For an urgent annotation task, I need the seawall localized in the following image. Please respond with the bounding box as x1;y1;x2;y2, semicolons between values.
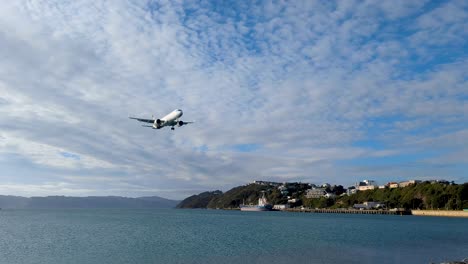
284;208;410;215
411;210;468;218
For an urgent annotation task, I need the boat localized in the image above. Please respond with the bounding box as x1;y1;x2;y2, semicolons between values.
240;192;273;211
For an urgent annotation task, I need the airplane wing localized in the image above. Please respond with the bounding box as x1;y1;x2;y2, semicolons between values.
129;117;155;123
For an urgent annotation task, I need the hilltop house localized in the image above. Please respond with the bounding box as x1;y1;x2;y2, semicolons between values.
399;180;421;187
355;180;377;191
347;186;357;195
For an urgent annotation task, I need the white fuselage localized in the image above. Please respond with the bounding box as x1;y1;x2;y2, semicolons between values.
155;109;183;128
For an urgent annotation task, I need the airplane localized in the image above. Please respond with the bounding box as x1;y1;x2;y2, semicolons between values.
129;109;193;130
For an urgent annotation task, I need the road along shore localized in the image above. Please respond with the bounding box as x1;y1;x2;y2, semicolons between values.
411;210;468;218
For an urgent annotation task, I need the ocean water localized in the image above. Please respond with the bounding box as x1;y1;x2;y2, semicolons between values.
0;209;466;264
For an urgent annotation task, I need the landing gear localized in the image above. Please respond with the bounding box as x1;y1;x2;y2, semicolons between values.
171;127;175;130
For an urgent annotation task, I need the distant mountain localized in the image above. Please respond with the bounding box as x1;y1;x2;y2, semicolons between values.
137;196;181;208
0;195;180;209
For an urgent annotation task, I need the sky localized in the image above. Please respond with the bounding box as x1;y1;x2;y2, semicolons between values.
0;0;467;199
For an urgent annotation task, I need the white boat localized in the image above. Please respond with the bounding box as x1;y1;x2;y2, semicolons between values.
240;193;273;211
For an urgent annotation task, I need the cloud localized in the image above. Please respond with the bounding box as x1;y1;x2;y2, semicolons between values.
0;0;466;198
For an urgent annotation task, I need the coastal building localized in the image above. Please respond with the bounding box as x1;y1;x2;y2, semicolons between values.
358;185;376;191
306;188;326;199
388;182;399;188
353;201;386;210
378;185;386;189
305;188;337;199
399;180;421;187
288;198;300;204
347;186;357;195
363;180;376;186
273;204;289;210
353;180;378;191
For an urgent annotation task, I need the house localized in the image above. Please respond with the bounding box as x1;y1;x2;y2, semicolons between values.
288;198;300;203
388;182;399;188
353;201;386;210
273;204;289;210
358;185;376;191
305;188;337;199
363;180;376;186
305;188;326;199
399;180;421;187
347;186;357;195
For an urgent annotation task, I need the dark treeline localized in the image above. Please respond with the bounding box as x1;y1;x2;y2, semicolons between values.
176;191;223;208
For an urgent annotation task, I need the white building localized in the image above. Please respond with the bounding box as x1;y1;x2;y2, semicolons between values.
288;198;300;203
353;201;386;210
306;188;326;199
358;185;376;191
354;179;378;191
399;180;421;187
347;186;357;195
363;180;376;186
273;204;290;210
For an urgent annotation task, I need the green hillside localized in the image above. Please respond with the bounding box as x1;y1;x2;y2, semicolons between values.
177;182;310;209
177;181;468;210
335;182;468;210
176;191;223;208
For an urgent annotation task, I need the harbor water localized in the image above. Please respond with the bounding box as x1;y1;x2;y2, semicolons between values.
0;209;466;264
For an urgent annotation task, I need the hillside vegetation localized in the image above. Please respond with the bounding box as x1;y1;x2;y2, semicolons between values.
176;191;223;208
177;182;310;209
177;182;468;210
335;182;468;210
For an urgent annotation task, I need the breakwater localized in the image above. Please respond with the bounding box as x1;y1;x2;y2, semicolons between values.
284;208;410;215
411;210;468;218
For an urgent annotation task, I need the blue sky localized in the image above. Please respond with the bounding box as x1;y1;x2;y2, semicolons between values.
0;0;466;199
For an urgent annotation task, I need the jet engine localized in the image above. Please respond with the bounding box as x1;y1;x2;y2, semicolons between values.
156;119;162;125
177;121;184;127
